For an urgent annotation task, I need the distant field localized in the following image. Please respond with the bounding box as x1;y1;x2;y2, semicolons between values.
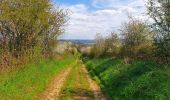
59;39;95;45
0;55;76;100
83;57;170;100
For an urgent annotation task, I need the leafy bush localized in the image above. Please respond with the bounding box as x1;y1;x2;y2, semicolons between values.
0;0;68;69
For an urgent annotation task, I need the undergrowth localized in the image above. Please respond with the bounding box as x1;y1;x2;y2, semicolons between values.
83;57;170;100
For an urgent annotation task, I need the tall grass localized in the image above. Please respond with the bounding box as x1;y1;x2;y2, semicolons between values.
0;46;44;72
83;57;170;100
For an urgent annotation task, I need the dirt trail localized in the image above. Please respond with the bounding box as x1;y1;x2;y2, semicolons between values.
39;67;72;100
39;61;105;100
82;65;106;100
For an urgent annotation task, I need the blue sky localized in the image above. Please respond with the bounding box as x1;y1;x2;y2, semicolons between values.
54;0;147;39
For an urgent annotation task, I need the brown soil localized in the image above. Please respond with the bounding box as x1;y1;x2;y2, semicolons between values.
82;65;106;100
39;67;72;100
38;61;106;100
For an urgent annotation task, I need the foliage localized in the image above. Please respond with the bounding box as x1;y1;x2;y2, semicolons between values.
90;17;155;64
104;32;122;57
90;32;122;58
0;0;68;68
120;17;154;60
91;33;106;57
147;0;170;64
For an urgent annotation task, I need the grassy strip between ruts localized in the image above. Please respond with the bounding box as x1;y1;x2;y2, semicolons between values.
0;55;76;100
59;60;94;100
83;57;170;100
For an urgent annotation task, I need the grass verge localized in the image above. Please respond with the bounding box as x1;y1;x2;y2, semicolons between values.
0;55;76;100
83;57;170;100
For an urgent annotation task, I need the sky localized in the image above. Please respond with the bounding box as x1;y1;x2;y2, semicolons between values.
54;0;148;40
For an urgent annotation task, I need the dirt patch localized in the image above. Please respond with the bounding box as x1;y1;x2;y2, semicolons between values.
39;67;72;100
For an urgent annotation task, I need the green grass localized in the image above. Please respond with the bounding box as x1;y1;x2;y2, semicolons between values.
0;55;76;100
83;57;170;100
59;61;94;100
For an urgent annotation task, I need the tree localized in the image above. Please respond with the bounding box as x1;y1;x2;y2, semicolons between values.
0;0;68;68
147;0;170;63
42;7;68;55
0;0;68;58
92;33;106;57
105;32;121;57
120;17;154;60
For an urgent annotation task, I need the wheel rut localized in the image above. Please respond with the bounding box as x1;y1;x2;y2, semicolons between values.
39;61;106;100
39;67;72;100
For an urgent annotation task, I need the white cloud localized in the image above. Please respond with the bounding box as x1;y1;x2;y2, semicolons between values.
59;0;148;39
92;0;144;8
92;0;113;8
